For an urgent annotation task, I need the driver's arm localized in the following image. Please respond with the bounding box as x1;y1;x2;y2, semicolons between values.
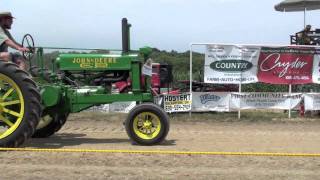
1;30;28;52
0;30;8;48
4;38;28;52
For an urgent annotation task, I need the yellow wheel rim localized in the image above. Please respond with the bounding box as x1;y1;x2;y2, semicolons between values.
0;74;25;139
133;112;161;140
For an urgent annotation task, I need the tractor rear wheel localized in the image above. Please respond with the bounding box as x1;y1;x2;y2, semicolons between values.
32;113;68;138
125;103;169;145
0;62;41;147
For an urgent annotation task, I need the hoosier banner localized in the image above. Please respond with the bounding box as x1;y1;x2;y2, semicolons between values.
163;93;192;112
204;45;259;84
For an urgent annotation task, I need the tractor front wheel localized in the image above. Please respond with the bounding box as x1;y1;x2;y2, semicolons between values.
0;62;41;147
125;103;169;145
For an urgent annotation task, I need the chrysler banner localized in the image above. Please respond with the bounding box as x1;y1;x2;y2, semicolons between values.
204;45;260;84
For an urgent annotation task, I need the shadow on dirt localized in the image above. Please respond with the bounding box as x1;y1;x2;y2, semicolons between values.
24;133;131;148
24;133;176;148
161;139;176;146
130;139;176;146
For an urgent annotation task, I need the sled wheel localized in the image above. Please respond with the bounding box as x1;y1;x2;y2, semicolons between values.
32;113;68;138
125;103;169;145
0;62;41;147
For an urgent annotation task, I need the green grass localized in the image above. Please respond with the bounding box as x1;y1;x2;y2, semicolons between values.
69;110;320;123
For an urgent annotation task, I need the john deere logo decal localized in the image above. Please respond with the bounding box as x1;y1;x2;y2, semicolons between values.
210;60;253;72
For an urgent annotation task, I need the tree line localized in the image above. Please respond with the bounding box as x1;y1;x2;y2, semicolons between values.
35;48;320;93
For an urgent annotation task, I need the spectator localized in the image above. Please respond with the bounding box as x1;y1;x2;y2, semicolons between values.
297;25;313;45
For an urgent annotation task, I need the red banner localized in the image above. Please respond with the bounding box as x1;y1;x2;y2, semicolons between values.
257;47;314;84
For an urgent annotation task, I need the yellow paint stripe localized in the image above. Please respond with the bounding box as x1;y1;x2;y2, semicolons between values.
0;148;319;157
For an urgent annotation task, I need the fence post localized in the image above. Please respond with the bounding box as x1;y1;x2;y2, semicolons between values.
189;44;193;118
289;84;292;119
238;83;241;119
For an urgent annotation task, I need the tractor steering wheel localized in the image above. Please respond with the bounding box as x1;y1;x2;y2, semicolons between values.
21;34;35;60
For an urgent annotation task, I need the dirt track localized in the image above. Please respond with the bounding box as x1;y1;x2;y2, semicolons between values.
0;113;320;179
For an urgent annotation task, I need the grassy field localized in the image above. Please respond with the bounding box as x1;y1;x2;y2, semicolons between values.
69;110;320;123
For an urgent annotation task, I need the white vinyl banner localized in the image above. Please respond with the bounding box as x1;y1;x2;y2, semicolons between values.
204;45;260;84
230;93;303;110
191;92;230;112
304;93;320;110
142;59;152;76
312;51;320;83
109;101;136;113
163;93;192;112
87;104;110;113
86;102;136;113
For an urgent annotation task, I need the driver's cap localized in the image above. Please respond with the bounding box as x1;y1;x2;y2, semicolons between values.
0;12;15;19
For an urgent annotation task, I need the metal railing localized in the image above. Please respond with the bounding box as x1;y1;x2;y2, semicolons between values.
290;30;320;45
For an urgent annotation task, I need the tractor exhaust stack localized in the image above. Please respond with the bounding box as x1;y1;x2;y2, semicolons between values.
122;18;131;53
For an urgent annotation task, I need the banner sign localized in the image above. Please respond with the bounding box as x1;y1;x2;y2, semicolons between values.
258;47;314;84
163;93;192;112
204;45;259;84
204;45;320;84
191;92;230;112
142;58;152;76
163;92;303;112
87;104;110;113
87;92;320;113
312;50;320;83
87;102;136;113
304;93;320;110
109;101;136;113
229;93;303;110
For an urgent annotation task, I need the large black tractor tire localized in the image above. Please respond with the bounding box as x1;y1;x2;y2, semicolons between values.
125;103;169;145
0;62;41;147
32;113;68;138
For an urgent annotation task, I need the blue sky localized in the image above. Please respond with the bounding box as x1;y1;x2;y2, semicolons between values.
2;0;320;51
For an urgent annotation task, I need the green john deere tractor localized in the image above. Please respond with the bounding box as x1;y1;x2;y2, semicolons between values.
0;18;169;147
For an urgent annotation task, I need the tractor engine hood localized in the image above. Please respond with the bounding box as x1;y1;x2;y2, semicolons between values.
55;54;139;71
